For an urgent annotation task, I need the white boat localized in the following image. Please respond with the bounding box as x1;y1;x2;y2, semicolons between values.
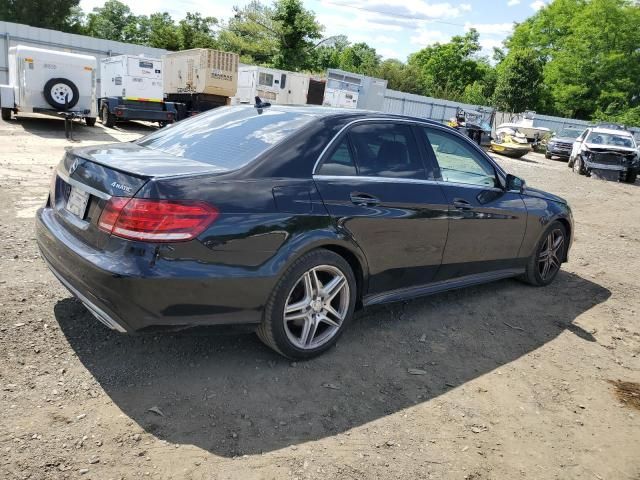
497;111;551;142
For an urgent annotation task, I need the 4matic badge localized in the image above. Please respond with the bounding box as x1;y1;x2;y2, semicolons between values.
111;182;132;193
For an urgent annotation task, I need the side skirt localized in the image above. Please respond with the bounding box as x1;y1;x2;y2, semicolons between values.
363;268;524;307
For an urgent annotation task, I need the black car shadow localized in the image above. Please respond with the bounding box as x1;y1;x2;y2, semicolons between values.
10;115;154;141
54;270;609;457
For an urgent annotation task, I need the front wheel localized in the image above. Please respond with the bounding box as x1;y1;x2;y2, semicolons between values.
573;156;585;175
1;108;11;121
545;152;552;159
257;249;357;359
101;105;116;128
85;117;96;127
521;221;568;286
623;171;637;184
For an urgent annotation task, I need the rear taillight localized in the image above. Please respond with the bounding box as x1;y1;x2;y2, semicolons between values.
98;198;218;242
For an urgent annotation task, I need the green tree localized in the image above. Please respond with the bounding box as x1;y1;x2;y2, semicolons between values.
177;12;218;50
408;29;489;100
0;0;80;31
85;0;136;42
375;59;422;94
271;0;323;70
337;42;380;75
144;13;180;50
492;48;544;112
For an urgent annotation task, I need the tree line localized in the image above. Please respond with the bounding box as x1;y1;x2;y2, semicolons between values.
1;0;639;125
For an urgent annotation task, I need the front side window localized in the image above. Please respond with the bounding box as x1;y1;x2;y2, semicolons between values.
348;123;425;179
258;72;273;87
421;128;497;187
317;138;357;176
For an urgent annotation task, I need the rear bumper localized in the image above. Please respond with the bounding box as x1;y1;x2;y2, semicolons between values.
36;207;271;333
114;107;174;122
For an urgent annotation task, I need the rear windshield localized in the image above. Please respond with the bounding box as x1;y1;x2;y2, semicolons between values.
137;107;317;169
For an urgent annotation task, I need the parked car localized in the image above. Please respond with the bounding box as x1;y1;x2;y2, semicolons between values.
568;126;639;183
36;105;573;359
545;127;585;160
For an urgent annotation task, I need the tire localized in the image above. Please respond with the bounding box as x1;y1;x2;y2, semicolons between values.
520;221;568;287
572;156;584;175
43;78;79;110
101;105;116;128
1;107;11;121
85;117;96;127
545;152;551;159
257;249;357;359
624;171;637;184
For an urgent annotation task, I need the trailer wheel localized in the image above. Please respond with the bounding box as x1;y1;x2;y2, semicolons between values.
101;105;116;128
85;117;96;127
1;108;11;121
43;78;80;110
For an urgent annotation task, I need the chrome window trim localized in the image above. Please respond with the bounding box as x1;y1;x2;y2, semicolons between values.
57;170;112;200
313;174;503;192
312;117;507;181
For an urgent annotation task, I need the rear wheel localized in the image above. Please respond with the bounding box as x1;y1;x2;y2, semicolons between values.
624;171;637;184
257;249;356;359
85;117;96;127
521;221;568;286
1;108;11;121
101;105;116;128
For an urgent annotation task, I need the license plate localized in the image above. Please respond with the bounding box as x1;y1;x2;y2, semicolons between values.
66;186;90;218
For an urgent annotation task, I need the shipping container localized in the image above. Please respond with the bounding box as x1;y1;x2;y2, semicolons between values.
0;45;97;124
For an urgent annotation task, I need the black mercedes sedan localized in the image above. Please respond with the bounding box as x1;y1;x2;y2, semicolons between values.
36;105;573;359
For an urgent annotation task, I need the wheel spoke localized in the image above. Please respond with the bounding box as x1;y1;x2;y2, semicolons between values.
302;318;318;346
541;259;551;279
324;303;343;323
322;275;346;302
318;313;340;328
310;268;323;296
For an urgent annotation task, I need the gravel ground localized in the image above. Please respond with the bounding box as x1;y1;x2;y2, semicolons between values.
1;115;639;480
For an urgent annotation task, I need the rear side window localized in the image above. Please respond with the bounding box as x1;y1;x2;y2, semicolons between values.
317;139;357;176
348;123;425;179
137;107;316;170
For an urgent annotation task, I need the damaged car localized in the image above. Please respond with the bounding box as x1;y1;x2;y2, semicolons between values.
568;127;639;183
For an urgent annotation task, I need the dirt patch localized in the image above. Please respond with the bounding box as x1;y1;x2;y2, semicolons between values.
1;116;639;479
609;380;640;411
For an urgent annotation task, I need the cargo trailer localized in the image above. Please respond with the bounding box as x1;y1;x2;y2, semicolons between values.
235;65;310;105
98;55;179;127
0;45;97;125
163;48;239;119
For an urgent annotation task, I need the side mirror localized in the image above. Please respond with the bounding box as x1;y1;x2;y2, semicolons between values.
505;173;525;193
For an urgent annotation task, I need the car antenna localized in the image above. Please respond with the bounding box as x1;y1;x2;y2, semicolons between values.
254;96;271;113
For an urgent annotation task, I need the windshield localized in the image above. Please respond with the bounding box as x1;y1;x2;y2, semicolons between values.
557;128;583;138
137;106;317;169
586;132;635;148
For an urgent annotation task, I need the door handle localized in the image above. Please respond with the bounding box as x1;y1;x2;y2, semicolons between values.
453;198;473;210
350;192;380;206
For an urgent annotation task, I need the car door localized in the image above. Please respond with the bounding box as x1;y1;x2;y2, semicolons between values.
417;126;528;280
313;120;449;296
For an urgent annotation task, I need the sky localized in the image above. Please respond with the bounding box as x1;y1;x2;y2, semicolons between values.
79;0;549;61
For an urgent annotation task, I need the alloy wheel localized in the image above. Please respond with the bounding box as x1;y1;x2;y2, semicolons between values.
283;265;349;350
537;228;564;281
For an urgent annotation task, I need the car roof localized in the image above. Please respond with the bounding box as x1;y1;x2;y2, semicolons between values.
247;104;445;126
589;127;633;136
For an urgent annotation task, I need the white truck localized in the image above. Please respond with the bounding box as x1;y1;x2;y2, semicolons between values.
235;65;310;105
163;48;239;119
322;69;387;111
98;55;178;127
0;45;97;125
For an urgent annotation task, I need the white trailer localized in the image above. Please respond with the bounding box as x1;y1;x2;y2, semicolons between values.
322;69;387;111
98;55;177;127
235;65;310;105
0;45;97;125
